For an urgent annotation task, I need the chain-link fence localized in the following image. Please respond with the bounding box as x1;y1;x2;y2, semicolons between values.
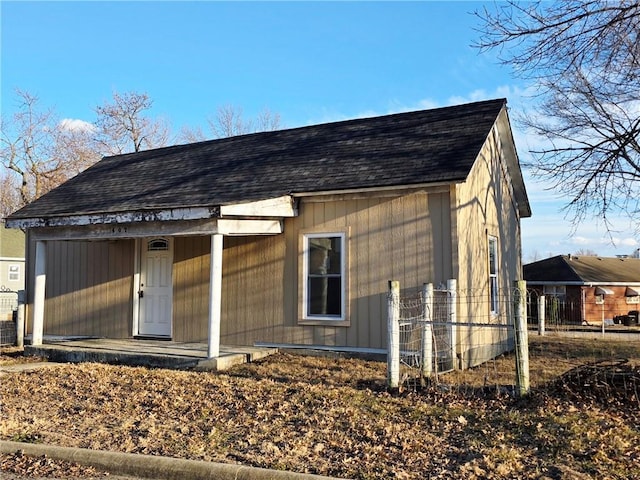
0;290;18;346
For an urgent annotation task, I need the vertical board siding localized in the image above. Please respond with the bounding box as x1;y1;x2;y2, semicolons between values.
29;239;134;338
453;123;523;367
219;235;286;346
29;189;454;351
173;236;210;342
211;191;451;350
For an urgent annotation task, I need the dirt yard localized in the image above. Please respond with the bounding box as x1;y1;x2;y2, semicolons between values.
1;336;639;479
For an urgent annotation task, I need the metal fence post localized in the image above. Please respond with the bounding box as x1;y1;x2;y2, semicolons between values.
387;280;400;390
420;283;433;380
514;280;530;396
537;294;545;336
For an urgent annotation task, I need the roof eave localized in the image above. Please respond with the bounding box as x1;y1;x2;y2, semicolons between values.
5;195;298;230
496;107;532;218
291;180;459;198
5;206;222;229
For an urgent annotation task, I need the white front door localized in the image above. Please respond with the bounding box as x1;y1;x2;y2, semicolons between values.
138;238;173;337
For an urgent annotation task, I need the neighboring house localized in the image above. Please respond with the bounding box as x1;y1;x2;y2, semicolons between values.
524;255;640;325
0;220;25;339
6;99;531;367
0;220;26;293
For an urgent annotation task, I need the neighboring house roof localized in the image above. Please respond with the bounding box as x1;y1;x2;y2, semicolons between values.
7;98;530;223
0;221;25;259
524;255;640;285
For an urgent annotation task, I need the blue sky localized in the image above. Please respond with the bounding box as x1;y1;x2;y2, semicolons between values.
1;1;638;261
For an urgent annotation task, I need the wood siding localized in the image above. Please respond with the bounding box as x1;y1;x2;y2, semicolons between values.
452;114;523;367
213;191;453;349
169;191;453;349
172;236;211;341
26;239;134;337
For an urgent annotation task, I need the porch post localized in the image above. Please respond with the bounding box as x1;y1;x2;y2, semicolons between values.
207;233;223;358
33;240;47;346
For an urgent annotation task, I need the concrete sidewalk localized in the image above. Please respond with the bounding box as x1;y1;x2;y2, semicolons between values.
0;441;346;480
0;361;64;376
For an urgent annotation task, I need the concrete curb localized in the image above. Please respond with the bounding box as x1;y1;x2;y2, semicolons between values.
0;440;346;480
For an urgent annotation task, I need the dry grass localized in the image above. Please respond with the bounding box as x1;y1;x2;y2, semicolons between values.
1;335;639;479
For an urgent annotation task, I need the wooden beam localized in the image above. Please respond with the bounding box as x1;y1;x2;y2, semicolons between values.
29;219;283;241
220;195;296;217
217;219;282;235
7;206;221;229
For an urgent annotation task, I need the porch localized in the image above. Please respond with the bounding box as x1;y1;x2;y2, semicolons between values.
23;337;278;371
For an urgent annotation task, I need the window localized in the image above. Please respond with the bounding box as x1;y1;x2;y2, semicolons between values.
302;232;347;322
595;286;612;305
543;285;566;298
8;265;20;282
147;238;169;251
488;236;498;314
626;287;640;304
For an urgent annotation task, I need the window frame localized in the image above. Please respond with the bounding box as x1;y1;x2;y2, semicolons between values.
8;264;20;282
626;295;640;305
626;287;640;304
543;285;566;298
299;230;349;326
488;235;499;315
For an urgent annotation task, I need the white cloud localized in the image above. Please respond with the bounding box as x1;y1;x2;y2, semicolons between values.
569;236;591;246
415;98;440;111
59;118;96;133
611;237;639;248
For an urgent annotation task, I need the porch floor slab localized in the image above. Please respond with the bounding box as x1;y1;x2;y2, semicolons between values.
24;338;278;371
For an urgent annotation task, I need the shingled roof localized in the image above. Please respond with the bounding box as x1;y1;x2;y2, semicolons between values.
524;255;640;284
8;98;529;221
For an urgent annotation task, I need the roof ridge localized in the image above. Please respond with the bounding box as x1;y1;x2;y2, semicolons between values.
561;254;586;280
7;98;517;222
99;98;509;161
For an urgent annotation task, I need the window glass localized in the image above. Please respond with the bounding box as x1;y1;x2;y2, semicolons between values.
8;265;20;282
148;239;169;251
305;234;344;318
543;285;566;297
488;236;498;314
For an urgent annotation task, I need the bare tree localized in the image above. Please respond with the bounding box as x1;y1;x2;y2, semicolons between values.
573;248;599;257
94;91;170;155
0;171;21;219
475;1;640;232
0;90;99;214
208;105;281;138
176;125;207;144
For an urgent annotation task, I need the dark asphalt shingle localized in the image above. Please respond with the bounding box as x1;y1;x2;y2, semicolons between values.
9;99;511;219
